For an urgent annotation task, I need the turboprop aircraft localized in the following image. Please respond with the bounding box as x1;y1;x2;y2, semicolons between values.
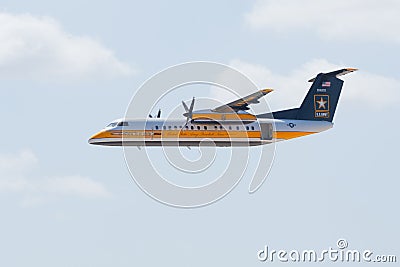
88;68;356;147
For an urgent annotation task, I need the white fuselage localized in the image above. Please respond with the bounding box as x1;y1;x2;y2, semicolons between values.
88;118;333;147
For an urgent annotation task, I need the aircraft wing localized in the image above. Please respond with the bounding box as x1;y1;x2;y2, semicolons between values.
212;89;273;113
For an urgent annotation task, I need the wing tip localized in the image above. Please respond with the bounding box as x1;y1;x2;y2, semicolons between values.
261;88;274;94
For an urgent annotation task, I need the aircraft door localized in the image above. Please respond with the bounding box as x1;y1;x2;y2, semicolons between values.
260;123;273;140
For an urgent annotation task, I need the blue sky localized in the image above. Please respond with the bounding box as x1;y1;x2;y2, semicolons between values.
0;0;399;266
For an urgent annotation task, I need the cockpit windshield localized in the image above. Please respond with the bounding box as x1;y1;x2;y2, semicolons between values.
106;121;129;128
106;122;118;128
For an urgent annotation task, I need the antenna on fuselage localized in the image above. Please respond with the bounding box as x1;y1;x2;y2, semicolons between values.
149;109;162;118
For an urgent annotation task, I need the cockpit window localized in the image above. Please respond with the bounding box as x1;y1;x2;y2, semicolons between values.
107;122;118;128
117;121;129;126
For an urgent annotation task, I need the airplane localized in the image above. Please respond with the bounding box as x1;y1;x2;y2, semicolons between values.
88;68;357;147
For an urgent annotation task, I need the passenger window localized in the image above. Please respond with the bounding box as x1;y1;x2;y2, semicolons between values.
197;126;200;130
163;126;166;130
246;126;249;130
236;126;239;130
117;121;128;126
214;125;218;130
155;125;159;130
220;125;223;130
251;126;255;130
174;126;177;129
229;126;232;130
168;126;171;129
204;126;207;130
191;126;194;130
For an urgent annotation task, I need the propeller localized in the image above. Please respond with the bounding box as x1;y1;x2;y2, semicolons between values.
182;97;195;126
149;109;162;118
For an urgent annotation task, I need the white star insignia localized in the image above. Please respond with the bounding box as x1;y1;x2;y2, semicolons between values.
316;97;327;109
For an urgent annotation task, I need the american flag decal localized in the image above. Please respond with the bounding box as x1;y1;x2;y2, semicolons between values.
322;81;331;87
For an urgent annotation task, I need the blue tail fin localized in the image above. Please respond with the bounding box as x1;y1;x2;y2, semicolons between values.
260;68;357;122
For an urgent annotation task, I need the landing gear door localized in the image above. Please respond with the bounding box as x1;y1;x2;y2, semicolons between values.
260;123;273;140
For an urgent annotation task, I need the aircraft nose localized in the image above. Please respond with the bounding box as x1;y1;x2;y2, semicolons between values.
88;130;104;145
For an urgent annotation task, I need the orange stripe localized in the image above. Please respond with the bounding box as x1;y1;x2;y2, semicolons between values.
273;131;316;139
91;130;317;140
192;113;256;120
91;130;261;139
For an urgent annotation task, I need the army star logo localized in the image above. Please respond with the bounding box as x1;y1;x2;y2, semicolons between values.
316;97;327;109
314;94;330;118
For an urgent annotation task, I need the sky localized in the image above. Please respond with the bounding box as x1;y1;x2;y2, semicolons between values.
0;0;399;266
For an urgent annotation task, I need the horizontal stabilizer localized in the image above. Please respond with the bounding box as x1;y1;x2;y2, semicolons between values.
308;68;358;82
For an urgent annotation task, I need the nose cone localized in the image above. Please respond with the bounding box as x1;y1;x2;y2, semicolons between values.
88;130;105;145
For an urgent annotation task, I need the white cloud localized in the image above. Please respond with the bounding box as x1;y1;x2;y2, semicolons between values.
0;12;135;81
229;59;400;110
0;149;38;171
0;149;38;192
0;149;111;205
245;0;400;43
45;175;111;198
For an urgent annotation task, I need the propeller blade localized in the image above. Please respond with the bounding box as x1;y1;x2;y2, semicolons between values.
183;116;190;129
182;97;195;129
182;101;189;113
157;109;161;118
189;97;195;114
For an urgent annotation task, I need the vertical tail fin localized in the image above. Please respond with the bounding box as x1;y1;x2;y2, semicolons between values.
297;68;357;122
264;68;357;122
